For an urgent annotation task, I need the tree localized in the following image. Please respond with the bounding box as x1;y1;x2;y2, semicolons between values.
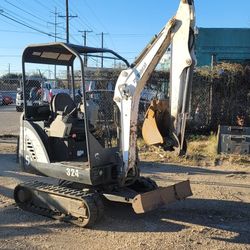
28;73;47;81
0;73;22;81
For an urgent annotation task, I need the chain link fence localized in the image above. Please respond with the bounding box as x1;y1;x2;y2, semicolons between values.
0;77;21;104
189;63;250;133
1;63;249;134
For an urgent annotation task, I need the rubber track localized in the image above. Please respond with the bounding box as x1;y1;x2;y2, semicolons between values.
14;181;99;227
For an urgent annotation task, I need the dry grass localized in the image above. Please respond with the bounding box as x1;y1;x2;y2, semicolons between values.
138;135;250;167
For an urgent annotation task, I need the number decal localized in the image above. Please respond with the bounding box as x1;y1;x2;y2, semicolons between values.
66;168;79;178
66;168;70;176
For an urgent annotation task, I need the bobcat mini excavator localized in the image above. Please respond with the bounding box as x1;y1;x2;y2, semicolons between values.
14;0;196;227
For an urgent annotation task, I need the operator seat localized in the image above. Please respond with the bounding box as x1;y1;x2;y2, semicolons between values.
50;92;77;119
47;93;87;161
47;93;80;138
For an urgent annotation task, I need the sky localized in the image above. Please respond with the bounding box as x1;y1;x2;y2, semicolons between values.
0;0;250;76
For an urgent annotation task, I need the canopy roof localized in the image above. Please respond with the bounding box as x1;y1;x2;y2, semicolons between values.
22;42;130;67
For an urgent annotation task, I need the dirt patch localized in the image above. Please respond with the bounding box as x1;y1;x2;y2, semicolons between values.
0;141;250;249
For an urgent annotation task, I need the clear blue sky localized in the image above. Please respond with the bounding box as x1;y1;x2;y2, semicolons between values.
0;0;250;75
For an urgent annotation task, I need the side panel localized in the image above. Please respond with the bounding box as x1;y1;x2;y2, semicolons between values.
19;115;114;185
19;113;25;170
19;119;50;173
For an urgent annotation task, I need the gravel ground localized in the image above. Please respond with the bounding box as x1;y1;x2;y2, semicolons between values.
0;142;250;250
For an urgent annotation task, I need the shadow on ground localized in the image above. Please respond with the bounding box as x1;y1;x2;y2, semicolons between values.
0;191;249;245
0;154;249;244
92;198;250;244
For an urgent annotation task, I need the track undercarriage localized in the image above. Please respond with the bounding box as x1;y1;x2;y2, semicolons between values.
14;177;192;227
14;181;104;227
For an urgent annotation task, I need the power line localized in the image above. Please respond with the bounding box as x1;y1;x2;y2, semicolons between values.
69;33;82;45
12;0;65;31
14;0;58;26
52;0;65;11
82;0;116;50
4;0;49;24
0;10;65;40
69;1;100;47
59;1;104;48
0;29;38;34
34;0;51;11
0;14;27;31
0;5;49;29
70;1;95;31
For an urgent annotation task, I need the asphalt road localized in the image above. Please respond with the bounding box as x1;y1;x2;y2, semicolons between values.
0;104;21;135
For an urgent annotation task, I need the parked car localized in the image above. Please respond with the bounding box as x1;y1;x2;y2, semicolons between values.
0;93;2;106
2;95;14;105
16;80;70;112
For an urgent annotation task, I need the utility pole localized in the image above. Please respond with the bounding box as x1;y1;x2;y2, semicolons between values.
54;7;57;79
58;0;77;84
66;0;69;43
50;7;59;79
53;7;58;42
8;63;10;74
78;30;93;67
58;0;77;44
97;32;108;68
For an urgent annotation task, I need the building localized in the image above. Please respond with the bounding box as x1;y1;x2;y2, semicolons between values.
195;28;250;67
159;28;250;69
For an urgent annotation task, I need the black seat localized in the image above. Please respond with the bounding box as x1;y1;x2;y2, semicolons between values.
50;93;77;119
49;93;85;137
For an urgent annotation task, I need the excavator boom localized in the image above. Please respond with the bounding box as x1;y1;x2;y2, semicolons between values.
114;0;196;181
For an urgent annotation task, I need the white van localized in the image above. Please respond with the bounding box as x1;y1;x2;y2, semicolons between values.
16;88;23;111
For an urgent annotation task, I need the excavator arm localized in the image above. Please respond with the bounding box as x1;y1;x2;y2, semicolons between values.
114;0;196;183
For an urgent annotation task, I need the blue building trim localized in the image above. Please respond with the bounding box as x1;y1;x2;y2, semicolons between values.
195;28;250;66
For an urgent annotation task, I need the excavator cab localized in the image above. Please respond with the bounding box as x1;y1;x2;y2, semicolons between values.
15;0;195;227
19;43;129;187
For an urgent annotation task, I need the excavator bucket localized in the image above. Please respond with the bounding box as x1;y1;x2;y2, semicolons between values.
142;99;170;146
142;107;164;145
132;180;192;214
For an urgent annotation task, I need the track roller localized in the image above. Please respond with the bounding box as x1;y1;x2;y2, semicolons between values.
14;182;104;228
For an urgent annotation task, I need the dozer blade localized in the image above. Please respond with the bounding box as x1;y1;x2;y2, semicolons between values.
142;107;164;145
132;180;192;214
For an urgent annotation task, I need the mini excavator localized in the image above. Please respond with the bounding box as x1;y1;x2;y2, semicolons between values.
14;0;196;227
